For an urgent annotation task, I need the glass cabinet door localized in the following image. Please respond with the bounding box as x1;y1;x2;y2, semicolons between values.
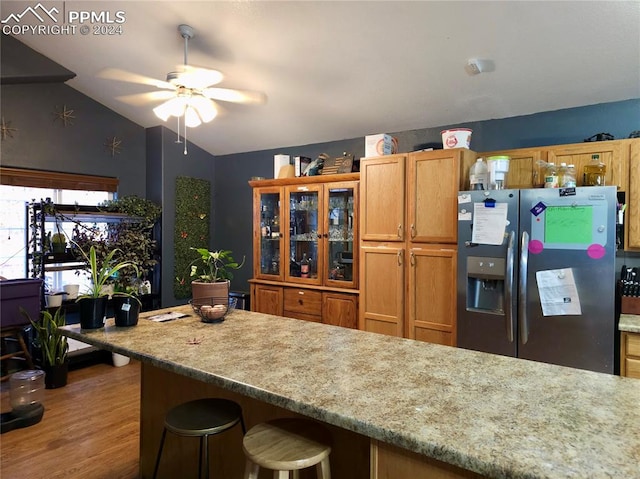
255;188;283;280
326;182;357;288
286;186;322;284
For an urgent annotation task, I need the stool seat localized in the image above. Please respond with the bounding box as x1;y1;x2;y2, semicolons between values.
153;398;245;479
164;398;243;436
243;418;332;478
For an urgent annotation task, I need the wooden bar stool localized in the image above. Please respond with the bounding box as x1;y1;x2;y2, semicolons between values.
243;418;332;479
153;398;245;479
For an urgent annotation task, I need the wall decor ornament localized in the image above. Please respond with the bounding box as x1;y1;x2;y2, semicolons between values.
174;176;211;299
104;136;122;156
53;105;75;126
1;117;17;140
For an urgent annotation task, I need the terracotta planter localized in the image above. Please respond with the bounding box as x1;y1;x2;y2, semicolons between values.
112;296;141;327
78;297;108;329
191;280;229;300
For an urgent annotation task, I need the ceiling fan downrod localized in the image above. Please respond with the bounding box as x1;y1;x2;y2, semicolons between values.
178;24;195;67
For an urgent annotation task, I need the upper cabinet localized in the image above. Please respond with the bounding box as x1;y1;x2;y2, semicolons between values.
545;141;629;192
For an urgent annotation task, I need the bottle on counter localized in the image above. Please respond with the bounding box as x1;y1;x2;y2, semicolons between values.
560;163;577;187
583;154;606;186
469;158;488;190
544;162;559;188
300;253;310;278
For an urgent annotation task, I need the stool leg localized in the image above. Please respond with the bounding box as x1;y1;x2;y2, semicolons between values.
292;470;300;479
274;471;289;479
243;459;260;479
152;428;168;479
203;434;209;479
316;457;331;479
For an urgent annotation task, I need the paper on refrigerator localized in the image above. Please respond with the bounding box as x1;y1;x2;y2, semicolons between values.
471;202;508;245
535;268;582;316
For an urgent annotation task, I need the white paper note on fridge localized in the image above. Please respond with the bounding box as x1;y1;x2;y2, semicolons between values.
471;202;508;245
536;268;582;316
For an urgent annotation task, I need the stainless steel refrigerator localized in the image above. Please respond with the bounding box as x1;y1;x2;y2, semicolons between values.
456;186;617;373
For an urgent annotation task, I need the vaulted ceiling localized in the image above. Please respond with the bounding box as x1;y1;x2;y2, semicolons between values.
2;1;639;156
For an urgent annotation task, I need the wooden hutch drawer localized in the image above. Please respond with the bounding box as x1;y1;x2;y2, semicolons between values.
284;288;322;316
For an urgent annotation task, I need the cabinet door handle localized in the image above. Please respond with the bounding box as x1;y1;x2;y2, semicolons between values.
397;224;403;238
410;251;415;266
410;224;416;238
397;250;403;266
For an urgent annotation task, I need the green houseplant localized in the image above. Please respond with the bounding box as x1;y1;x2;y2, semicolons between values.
187;248;244;299
21;307;69;389
75;245;139;329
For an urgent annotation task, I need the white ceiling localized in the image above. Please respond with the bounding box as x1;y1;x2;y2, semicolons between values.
3;1;639;156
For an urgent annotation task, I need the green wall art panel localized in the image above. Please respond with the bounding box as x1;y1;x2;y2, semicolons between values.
174;176;210;299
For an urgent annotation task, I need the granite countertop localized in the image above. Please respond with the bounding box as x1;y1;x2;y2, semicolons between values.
620;314;640;333
62;306;640;479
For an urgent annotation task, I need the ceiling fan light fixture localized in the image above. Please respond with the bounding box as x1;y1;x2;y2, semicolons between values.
168;69;223;90
153;96;187;121
184;106;202;128
189;96;217;123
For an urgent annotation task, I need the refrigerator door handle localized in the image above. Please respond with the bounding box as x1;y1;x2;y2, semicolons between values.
519;230;529;344
505;230;516;342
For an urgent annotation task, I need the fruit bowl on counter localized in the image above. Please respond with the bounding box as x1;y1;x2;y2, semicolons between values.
189;296;237;323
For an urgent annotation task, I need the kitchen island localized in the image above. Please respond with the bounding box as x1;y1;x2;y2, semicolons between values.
62;306;640;479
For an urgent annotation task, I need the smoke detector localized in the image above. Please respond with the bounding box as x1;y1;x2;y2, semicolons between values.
465;59;488;75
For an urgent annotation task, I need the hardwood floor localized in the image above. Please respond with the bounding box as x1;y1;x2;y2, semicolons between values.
1;359;140;479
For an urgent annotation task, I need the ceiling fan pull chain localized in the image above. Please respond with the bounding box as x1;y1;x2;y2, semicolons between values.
183;114;188;155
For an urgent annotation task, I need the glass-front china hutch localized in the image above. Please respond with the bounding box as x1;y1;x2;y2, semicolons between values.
250;174;359;328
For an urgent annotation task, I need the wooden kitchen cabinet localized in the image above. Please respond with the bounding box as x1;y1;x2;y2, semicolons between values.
251;283;283;316
360;154;406;242
545;140;629;191
620;331;640;379
359;244;405;337
249;174;359;327
460;147;546;189
407;245;457;346
322;292;358;329
360;149;472;344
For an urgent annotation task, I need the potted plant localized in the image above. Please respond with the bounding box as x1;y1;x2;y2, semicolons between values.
75;245;139;329
187;247;244;299
51;232;67;254
21;307;69;389
112;282;142;327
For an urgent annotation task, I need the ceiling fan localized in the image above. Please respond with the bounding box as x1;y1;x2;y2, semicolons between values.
98;24;266;151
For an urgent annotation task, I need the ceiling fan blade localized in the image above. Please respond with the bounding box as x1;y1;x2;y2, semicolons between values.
97;68;174;90
115;90;177;106
170;65;224;90
200;87;267;105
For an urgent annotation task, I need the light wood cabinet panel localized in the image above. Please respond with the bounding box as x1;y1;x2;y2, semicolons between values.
621;331;640;379
408;150;473;243
359;244;405;337
407;246;457;346
627;140;640;249
371;440;486;479
251;284;283;316
545;140;628;191
360;155;406;242
323;292;358;329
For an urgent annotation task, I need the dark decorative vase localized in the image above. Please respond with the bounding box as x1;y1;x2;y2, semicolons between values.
78;297;108;329
112;296;141;327
44;362;68;389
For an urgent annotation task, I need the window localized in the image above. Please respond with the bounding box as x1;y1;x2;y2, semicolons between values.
0;168;117;294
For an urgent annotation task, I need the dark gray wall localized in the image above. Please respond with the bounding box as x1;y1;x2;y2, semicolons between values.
146;126;215;307
0;82;146;197
214;99;640;292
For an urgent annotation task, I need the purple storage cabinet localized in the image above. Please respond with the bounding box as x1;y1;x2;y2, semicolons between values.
0;279;43;328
